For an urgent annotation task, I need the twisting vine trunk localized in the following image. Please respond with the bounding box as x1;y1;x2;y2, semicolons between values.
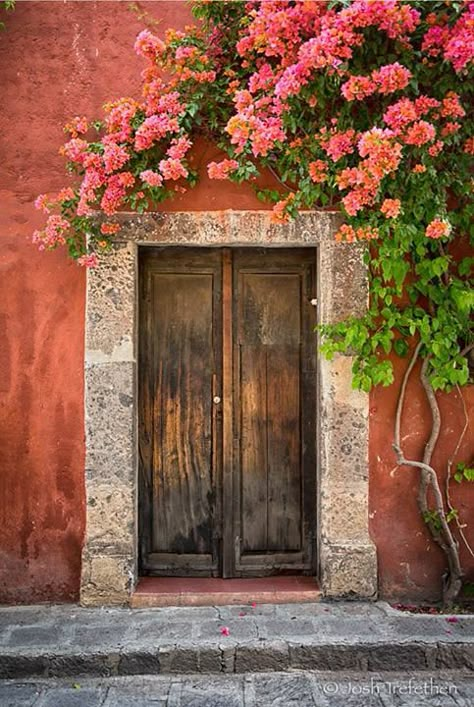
393;343;463;606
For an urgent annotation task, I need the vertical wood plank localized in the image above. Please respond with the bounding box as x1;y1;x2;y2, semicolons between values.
266;345;301;552
151;273;214;555
240;344;268;551
222;249;234;577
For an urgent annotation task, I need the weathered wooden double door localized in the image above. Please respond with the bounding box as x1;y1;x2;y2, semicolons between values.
139;247;317;577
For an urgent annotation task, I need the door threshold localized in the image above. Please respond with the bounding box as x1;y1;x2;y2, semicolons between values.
130;576;321;608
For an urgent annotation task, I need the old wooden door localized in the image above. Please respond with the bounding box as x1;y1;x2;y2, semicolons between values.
139;247;317;577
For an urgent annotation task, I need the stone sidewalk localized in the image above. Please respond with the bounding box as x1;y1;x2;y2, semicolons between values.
1;671;474;707
0;601;473;679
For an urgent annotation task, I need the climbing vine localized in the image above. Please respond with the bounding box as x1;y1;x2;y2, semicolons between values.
33;1;473;603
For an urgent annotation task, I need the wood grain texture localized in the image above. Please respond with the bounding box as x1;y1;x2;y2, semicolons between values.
139;249;222;576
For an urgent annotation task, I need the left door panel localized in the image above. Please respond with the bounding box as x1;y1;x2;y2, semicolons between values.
139;248;222;576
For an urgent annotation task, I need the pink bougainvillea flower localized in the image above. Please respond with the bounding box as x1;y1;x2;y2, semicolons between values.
220;626;230;636
380;198;401;219
207;159;239;180
159;157;189;181
34;194;51;213
100;222;121;235
77;253;99;268
140;170;163;187
425;219;451;240
64;115;88;137
250;602;257;608
464;137;474;155
308;159;328;183
134;29;166;60
404;120;436;146
335;224;356;243
238;611;246;617
372;62;412;95
446;616;459;624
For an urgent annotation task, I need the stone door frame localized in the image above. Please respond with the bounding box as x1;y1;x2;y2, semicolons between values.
80;211;377;605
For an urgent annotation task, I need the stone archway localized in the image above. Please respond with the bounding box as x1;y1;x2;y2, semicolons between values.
80;211;377;605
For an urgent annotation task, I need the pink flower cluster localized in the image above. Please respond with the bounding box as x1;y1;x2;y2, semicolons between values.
207;159;239;180
425;219;451;240
32;215;70;251
380;198;401;219
100;172;135;215
422;4;474;73
319;128;357;162
134;29;166;61
341;63;412;101
77;253;99;268
140;170;163;187
308;160;328;184
134;114;180;152
158;158;188;181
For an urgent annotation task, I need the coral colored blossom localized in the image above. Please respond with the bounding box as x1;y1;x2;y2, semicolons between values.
207;159;239;179
403;120;436;146
103;143;130;173
321;128;357;162
412;164;427;173
159;158;189;181
464;137;474;155
140;170;163;187
166;136;192;160
100;222;121;235
308;160;328;183
372;63;412;95
34;194;51;213
64;116;88;137
425;219;451;240
335;224;356;243
380;198;401;219
61;138;88;164
341;75;375;101
134;29;166;60
77;253;100;268
32;215;70;251
441;122;461;137
440;91;466;119
383;99;417;132
428;141;443;157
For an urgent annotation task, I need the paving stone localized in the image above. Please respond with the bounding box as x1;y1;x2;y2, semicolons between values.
196;619;258;642
258;618;316;639
7;626;63;648
0;655;49;679
178;675;244;707
37;686;106;707
235;641;290;673
118;648;161;676
70;623;130;647
253;673;315;706
0;682;43;707
131;621;199;642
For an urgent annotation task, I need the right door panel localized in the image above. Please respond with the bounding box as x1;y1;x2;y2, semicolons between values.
233;249;317;575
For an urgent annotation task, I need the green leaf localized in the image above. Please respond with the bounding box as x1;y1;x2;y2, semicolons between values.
394;339;409;358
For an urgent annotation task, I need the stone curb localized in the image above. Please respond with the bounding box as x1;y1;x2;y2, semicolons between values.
1;641;473;679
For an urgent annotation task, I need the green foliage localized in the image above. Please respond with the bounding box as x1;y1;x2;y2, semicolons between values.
454;462;474;484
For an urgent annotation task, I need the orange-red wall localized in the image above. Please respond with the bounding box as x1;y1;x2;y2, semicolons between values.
0;1;472;603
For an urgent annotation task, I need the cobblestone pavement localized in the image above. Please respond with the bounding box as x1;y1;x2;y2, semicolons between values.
1;671;473;706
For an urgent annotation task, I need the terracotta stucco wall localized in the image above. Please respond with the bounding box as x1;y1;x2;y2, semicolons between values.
0;0;472;603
